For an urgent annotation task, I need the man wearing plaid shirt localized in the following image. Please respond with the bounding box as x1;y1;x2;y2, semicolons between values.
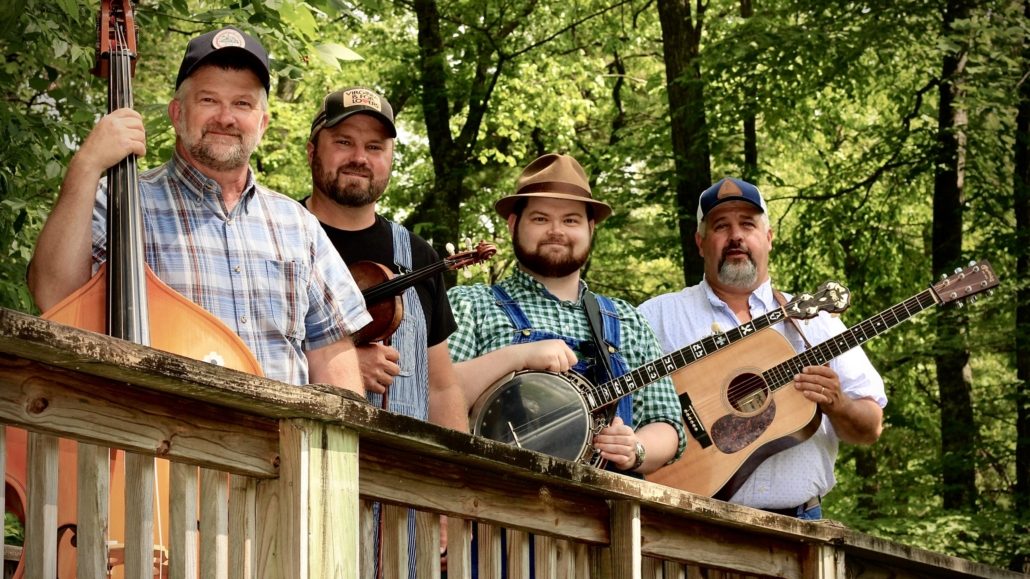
449;153;685;474
28;27;369;391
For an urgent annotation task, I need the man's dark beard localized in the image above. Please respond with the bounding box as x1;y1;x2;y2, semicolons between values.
311;150;387;208
513;227;590;278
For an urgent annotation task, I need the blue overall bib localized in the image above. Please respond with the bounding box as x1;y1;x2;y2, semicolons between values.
370;221;429;579
468;285;635;578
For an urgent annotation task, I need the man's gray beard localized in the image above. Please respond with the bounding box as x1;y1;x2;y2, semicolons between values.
718;258;758;289
177;120;253;172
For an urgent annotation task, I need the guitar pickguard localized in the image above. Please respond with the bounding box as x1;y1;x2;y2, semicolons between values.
710;402;776;454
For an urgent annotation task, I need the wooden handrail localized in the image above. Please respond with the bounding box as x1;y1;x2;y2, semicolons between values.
0;307;1022;579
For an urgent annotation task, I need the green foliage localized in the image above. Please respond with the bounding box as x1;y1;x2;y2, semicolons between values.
4;511;24;547
2;0;1027;569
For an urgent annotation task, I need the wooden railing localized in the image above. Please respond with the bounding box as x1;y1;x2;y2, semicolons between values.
0;307;1023;579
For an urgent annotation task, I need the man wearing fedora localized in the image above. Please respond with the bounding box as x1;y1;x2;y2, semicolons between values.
639;177;885;519
448;153;685;474
28;27;369;391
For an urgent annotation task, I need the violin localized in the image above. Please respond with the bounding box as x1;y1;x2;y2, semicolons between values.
350;241;497;344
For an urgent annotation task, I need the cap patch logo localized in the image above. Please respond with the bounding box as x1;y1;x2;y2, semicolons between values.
717;180;743;199
212;29;246;50
343;89;382;112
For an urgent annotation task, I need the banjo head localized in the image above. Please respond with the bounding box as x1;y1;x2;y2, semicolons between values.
470;370;593;462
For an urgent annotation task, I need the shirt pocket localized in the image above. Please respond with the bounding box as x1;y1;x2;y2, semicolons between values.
264;259;310;340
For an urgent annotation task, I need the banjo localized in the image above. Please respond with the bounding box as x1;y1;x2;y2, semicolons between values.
468;281;850;466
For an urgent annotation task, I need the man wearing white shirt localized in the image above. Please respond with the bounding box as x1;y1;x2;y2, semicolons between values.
639;177;886;519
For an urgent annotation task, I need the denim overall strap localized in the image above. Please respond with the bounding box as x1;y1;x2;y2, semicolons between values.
368;221;428;579
594;294;633;429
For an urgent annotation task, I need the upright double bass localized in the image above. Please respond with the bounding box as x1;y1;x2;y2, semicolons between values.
6;1;262;576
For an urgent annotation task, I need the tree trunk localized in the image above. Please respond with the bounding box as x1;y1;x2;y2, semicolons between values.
656;0;712;287
406;0;492;277
932;0;976;511
1012;0;1030;570
740;0;758;183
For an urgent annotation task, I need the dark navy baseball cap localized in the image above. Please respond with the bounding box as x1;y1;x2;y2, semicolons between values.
176;27;270;93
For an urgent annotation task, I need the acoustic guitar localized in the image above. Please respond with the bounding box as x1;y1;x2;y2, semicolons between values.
468;281;850;466
647;260;998;500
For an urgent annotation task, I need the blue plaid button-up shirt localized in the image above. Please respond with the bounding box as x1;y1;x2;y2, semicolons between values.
90;153;371;385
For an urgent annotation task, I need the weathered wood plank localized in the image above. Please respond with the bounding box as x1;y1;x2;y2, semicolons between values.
534;534;556;579
229;474;256;579
639;508;801;576
414;509;440;579
446;516;472;579
169;462;199;579
610;501;640;579
76;443;110;579
301;419;360;579
25;432;57;579
508;529;529;579
124;452;155;579
200;468;228;579
0;356;279;478
382;503;407;579
0;308;355;419
359;447;610;544
477;524;501;579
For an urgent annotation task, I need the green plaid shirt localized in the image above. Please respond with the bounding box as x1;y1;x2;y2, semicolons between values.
448;269;686;458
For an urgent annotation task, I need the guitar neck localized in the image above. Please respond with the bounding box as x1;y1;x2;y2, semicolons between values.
362;262;447;304
761;288;937;391
585;305;793;410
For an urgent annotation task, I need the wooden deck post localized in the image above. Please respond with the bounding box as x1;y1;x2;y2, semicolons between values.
610;500;641;579
256;418;359;579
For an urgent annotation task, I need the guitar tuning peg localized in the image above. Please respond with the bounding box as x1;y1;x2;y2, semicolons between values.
445;242;455;256
955;300;965;308
968;260;976;267
941;273;948;280
953;267;962;274
464;237;473;250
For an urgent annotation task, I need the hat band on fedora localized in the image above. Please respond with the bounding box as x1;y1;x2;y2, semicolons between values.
517;181;591;198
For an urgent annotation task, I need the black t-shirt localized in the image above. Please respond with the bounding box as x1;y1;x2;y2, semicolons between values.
318;214;457;348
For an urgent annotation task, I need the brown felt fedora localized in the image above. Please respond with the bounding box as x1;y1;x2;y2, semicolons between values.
494;153;613;223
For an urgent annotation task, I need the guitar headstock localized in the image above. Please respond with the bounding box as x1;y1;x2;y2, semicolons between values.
930;260;998;307
783;281;851;320
443;241;498;273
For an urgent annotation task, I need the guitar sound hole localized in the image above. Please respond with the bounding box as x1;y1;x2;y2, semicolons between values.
727;372;769;414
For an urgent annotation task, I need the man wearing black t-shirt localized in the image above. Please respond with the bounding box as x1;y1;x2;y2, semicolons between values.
304;87;466;578
304;86;467;431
